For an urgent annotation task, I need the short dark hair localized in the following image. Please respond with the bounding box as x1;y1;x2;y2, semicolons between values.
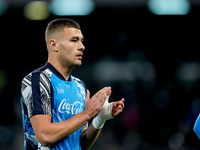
45;18;81;46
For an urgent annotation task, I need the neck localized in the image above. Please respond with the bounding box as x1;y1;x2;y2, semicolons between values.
48;57;72;81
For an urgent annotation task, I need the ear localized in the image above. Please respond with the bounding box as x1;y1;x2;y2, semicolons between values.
49;39;58;52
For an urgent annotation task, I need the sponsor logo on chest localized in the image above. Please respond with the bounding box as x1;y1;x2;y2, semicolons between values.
58;99;84;115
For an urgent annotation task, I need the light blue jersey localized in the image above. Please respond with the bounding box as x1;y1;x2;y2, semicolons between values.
194;114;200;139
21;62;87;150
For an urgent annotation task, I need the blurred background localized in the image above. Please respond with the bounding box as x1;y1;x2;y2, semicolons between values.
1;0;200;149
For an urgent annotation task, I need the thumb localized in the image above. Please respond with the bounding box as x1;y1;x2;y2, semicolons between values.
85;89;90;103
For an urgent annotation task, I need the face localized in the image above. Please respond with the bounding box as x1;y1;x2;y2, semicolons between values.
56;27;85;68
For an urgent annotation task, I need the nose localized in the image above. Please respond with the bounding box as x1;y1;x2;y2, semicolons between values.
78;41;85;52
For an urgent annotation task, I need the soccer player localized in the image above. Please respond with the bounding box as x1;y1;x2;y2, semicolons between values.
20;18;125;150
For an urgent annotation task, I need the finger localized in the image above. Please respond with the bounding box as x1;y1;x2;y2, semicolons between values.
99;87;111;104
120;98;125;108
93;87;108;99
100;86;111;95
85;90;90;103
112;105;123;117
102;92;108;104
117;105;123;112
87;89;90;98
96;87;109;101
106;87;112;97
114;99;125;109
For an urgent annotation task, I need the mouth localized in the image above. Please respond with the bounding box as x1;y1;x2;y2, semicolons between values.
76;53;83;60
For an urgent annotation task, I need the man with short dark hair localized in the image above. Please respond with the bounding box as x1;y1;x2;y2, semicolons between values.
20;18;124;150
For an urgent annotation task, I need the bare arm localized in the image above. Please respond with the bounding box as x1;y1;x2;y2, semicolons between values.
81;98;125;150
30;111;90;146
30;87;110;147
81;124;101;150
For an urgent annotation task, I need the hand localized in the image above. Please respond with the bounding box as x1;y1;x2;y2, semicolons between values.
92;95;125;129
112;98;125;117
84;87;112;119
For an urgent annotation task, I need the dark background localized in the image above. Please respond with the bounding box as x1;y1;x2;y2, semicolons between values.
1;1;200;149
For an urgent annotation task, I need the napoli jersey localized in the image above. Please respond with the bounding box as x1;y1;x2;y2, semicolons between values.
20;62;87;150
194;114;200;139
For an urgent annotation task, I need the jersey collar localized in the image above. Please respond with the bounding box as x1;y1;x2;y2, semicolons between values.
45;62;72;81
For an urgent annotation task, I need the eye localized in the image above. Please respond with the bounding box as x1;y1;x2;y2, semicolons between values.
71;39;77;42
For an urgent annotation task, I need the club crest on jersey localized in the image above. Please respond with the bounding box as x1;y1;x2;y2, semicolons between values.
58;99;84;114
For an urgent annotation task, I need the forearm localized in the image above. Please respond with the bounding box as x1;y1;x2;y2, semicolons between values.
31;111;90;146
80;96;110;150
47;113;89;143
81;124;101;150
81;96;125;150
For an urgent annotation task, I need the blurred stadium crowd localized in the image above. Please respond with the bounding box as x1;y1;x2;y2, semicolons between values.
1;0;200;149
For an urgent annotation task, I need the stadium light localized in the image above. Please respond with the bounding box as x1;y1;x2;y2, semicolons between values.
23;1;50;20
148;0;191;15
49;0;95;16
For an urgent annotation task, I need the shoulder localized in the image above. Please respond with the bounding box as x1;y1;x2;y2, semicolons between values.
22;63;52;82
21;64;53;94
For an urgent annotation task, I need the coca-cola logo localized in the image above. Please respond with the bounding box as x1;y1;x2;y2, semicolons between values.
58;99;84;115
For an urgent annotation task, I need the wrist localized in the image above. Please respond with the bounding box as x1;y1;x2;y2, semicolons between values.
81;110;92;122
92;96;113;129
92;114;106;129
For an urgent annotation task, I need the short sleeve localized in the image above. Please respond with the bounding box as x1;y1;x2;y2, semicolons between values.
21;71;52;118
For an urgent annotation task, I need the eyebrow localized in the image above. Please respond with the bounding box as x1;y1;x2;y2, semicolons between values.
71;36;84;41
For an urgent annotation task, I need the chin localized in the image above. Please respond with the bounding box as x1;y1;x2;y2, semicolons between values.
77;60;82;65
74;61;82;66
